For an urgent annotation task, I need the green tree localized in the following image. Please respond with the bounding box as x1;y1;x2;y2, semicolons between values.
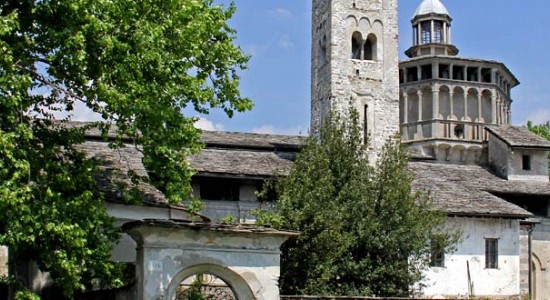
0;0;251;297
276;110;458;297
527;121;550;176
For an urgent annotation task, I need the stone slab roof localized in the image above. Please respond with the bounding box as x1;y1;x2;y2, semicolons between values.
122;219;299;237
77;141;169;206
200;130;306;150
189;148;296;178
408;160;545;218
66;121;307;150
486;125;550;149
69;121;540;219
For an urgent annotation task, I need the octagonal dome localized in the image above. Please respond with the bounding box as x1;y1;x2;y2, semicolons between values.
414;0;449;18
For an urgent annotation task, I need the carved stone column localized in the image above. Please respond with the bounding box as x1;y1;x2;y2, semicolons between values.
491;95;498;124
432;87;440;138
417;90;423;138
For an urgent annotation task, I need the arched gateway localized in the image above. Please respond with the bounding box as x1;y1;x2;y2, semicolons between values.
124;220;297;300
167;264;253;300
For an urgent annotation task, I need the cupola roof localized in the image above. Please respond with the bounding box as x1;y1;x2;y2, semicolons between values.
413;0;449;18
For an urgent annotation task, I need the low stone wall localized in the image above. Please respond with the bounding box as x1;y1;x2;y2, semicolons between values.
282;297;448;300
282;297;522;300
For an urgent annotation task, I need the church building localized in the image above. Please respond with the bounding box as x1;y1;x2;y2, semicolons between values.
7;0;550;299
103;0;550;298
184;0;550;298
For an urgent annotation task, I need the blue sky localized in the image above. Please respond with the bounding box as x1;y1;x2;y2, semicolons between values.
190;0;550;134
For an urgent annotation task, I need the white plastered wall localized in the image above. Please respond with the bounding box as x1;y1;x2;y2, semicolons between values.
422;217;521;298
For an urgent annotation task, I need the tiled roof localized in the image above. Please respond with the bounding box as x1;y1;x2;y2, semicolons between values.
408;160;543;218
486;125;550;149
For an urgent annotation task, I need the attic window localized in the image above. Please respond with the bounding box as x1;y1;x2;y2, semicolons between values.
198;177;240;201
522;155;532;171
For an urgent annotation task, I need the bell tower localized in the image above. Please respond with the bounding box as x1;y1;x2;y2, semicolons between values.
311;0;400;156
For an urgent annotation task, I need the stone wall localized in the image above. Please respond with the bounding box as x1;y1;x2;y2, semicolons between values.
282;298;441;300
282;297;512;300
532;218;550;300
0;246;7;277
311;0;400;161
488;133;550;181
488;133;510;178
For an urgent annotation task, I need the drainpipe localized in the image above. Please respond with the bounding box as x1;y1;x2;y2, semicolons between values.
528;225;533;300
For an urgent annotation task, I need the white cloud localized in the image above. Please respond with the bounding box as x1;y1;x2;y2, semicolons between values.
277;34;294;51
522;109;550;125
269;8;294;22
243;32;294;56
243;43;269;56
38;101;104;122
252;124;307;136
195;117;226;131
68;102;104;122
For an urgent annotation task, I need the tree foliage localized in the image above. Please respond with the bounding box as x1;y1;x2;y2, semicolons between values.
527;121;550;176
276;110;458;297
0;0;250;297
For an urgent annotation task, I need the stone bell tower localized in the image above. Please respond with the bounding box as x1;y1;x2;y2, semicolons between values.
311;0;400;156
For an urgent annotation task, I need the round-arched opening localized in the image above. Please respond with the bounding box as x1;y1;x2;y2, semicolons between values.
532;253;543;300
454;124;464;139
352;31;363;59
166;264;255;300
364;34;377;61
176;273;236;300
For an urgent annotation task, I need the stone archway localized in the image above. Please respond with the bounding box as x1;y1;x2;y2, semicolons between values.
166;264;254;300
531;254;542;300
124;220;298;300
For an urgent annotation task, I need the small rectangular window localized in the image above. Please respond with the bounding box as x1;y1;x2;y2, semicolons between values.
522;155;532;171
421;21;431;44
433;21;443;43
452;65;465;80
363;105;369;144
439;64;450;79
485;238;498;269
481;68;492;83
421;64;432;80
407;67;418;82
430;242;445;267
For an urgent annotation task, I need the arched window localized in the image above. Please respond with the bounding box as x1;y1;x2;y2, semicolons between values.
364;34;377;61
351;32;362;59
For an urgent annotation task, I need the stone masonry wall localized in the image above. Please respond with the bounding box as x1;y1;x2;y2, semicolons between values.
0;246;6;276
311;0;400;161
